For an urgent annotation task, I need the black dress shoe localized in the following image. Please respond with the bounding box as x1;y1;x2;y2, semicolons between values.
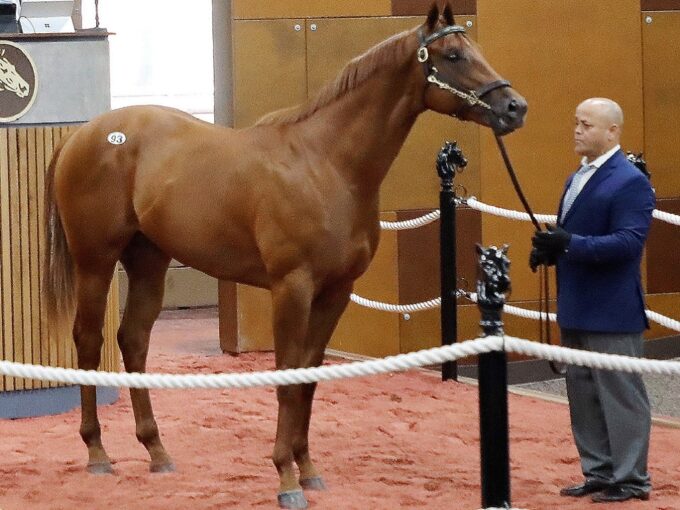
560;480;610;497
591;486;650;503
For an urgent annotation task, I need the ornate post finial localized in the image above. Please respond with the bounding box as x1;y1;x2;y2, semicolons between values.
436;140;468;185
475;244;510;337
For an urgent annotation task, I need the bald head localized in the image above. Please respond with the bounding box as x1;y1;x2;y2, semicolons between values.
579;98;624;127
574;98;624;161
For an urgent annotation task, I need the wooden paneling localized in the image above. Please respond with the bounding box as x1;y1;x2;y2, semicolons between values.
118;266;217;310
645;293;680;339
232;0;391;20
0;126;120;392
477;0;644;302
642;12;680;198
306;16;480;212
330;213;400;357
397;207;481;353
218;280;238;353
391;0;476;16
642;0;680;10
646;198;680;293
231;19;307;128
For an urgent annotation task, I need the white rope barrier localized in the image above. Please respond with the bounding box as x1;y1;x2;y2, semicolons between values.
375;199;680;230
653;208;680;226
0;337;502;389
350;290;680;332
645;310;680;332
350;293;441;313
466;197;557;224
379;210;440;230
2;335;680;390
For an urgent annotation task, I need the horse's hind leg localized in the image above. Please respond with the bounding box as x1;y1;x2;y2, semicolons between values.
118;233;174;472
72;264;118;474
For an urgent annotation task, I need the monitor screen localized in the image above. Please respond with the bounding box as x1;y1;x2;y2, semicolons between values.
19;0;74;33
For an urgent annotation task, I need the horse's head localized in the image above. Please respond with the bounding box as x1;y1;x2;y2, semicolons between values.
417;3;527;136
0;54;30;98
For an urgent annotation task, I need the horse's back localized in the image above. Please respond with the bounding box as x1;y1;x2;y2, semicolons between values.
53;105;274;280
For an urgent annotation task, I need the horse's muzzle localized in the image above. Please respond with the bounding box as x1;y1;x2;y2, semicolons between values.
491;93;528;136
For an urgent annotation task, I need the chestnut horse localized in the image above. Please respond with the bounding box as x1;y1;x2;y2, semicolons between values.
42;4;526;508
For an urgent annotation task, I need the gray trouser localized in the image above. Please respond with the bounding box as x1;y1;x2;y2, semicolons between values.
561;329;651;492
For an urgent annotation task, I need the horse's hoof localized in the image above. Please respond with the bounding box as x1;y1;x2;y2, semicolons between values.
300;476;327;491
278;489;308;509
87;462;114;475
150;462;176;473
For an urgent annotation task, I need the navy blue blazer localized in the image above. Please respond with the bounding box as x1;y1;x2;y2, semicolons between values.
556;150;655;333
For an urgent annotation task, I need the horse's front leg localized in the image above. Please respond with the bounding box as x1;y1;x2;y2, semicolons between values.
270;269;315;509
294;281;353;490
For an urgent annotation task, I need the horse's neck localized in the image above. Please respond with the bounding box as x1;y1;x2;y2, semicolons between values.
297;56;424;194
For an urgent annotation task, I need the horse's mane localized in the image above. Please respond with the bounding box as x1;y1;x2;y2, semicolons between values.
255;28;416;127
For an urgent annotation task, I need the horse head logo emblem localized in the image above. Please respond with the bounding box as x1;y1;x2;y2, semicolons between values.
0;41;38;122
0;49;30;98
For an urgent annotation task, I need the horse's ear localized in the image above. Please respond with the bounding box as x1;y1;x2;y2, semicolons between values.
426;3;439;31
443;2;455;25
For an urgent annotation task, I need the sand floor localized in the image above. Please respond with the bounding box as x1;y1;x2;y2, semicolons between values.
1;310;679;510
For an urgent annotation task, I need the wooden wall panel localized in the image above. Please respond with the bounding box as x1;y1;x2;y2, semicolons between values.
0;126;120;392
477;0;644;302
642;0;680;10
397;207;482;353
232;0;391;20
642;12;680;198
391;0;476;16
232;19;307;128
330;213;400;358
1;129;12;390
646;198;680;293
645;293;680;339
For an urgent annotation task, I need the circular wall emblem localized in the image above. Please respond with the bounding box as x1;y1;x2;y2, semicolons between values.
0;41;38;123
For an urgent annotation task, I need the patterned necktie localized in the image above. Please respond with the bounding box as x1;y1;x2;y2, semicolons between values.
561;164;593;220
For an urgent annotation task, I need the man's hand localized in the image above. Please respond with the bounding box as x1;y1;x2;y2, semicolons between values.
528;247;556;272
532;224;572;256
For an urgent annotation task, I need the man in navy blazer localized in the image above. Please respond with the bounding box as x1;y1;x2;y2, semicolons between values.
530;98;655;503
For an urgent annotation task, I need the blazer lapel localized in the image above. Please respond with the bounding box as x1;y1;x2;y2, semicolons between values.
560;151;620;225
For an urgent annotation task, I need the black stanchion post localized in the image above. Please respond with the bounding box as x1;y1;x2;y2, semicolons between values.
437;141;467;382
475;244;511;508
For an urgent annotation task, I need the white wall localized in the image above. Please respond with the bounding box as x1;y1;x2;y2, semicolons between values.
82;0;214;121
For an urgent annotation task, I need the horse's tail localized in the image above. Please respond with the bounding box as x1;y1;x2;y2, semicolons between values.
42;133;76;340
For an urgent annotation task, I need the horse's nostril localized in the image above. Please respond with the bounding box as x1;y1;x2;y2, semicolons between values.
508;99;519;112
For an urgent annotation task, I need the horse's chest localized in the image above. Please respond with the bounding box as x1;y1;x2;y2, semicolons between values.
331;229;377;281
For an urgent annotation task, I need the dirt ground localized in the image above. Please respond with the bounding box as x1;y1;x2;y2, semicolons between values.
1;311;679;510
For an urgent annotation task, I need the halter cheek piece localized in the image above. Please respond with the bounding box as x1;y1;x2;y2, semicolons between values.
417;25;511;112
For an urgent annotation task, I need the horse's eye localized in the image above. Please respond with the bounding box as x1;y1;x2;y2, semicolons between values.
447;53;461;62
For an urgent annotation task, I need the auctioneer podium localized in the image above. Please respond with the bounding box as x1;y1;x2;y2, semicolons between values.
0;30;120;418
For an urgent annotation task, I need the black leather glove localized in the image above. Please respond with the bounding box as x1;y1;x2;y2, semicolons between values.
532;224;572;256
528;247;556;272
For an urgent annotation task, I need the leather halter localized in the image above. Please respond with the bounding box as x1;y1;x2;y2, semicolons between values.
417;25;511;112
